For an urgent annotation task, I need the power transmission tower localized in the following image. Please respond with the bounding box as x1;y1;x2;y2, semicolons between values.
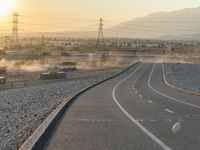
11;12;20;47
96;18;104;48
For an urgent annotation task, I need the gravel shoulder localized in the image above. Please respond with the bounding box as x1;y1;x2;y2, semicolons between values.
0;68;123;150
164;63;200;94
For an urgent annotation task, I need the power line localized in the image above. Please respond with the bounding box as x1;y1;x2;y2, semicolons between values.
21;15;99;22
3;13;200;38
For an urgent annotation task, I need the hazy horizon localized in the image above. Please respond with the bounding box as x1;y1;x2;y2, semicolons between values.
1;0;200;35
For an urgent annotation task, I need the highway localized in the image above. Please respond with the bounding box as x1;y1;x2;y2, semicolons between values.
46;63;200;150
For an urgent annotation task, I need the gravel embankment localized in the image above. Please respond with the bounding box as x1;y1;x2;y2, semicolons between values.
0;68;123;150
164;63;200;94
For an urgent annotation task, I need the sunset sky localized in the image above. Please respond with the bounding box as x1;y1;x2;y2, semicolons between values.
1;0;200;33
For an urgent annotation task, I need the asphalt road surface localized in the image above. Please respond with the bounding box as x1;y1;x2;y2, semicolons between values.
46;63;200;150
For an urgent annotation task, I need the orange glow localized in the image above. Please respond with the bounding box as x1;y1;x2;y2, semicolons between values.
0;0;15;17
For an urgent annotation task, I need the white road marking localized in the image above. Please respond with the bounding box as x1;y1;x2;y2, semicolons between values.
112;63;171;150
164;109;174;114
79;119;112;122
132;64;150;85
148;64;200;109
150;119;156;122
193;114;200;117
148;100;154;104
185;114;190;117
164;119;172;122
132;64;150;94
139;95;143;98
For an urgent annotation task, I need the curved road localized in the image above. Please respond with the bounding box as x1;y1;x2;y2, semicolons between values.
46;63;200;150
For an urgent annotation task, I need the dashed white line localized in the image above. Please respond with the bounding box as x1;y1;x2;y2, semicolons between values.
112;63;171;150
193;114;200;117
132;64;150;94
164;119;172;122
148;64;200;110
185;114;189;117
139;94;143;98
150;119;156;122
79;119;112;122
164;109;174;114
148;100;154;104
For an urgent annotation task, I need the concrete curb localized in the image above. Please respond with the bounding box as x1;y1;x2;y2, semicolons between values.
162;63;200;97
19;62;139;150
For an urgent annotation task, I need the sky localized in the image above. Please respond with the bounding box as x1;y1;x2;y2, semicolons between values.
1;0;200;33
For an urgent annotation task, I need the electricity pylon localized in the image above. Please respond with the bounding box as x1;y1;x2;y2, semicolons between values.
96;18;104;48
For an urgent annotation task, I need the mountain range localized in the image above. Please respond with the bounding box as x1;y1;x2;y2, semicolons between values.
106;6;200;40
22;6;200;40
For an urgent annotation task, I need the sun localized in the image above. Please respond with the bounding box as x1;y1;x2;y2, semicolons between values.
0;0;15;17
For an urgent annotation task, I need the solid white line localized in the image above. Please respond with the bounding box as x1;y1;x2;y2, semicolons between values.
112;63;171;150
164;109;174;114
148;64;200;109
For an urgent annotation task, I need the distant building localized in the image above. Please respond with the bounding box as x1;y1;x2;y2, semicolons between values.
145;44;160;48
46;40;80;47
130;43;140;48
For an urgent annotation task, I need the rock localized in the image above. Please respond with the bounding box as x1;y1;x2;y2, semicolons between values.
164;63;200;94
0;68;122;149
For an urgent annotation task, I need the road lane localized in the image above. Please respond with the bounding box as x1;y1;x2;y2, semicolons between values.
46;63;161;150
46;63;200;150
132;64;200;150
112;64;171;150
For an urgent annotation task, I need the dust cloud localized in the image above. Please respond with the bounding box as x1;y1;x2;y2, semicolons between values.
0;59;48;72
76;54;137;69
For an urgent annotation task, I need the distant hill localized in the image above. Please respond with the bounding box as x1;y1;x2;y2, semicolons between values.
21;7;200;40
106;7;200;40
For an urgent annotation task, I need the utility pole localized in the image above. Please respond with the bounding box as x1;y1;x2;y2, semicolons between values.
41;35;45;57
41;35;45;49
30;37;33;47
11;12;20;47
96;18;104;48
